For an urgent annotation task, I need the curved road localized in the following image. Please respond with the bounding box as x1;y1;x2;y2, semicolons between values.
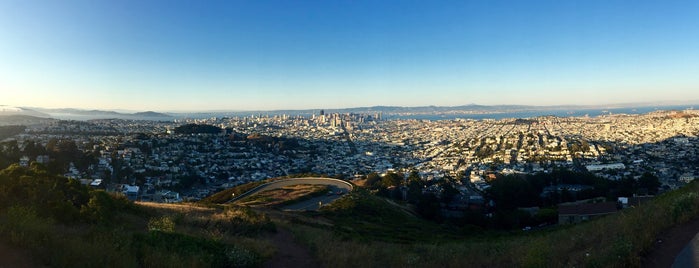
673;232;699;268
229;177;353;210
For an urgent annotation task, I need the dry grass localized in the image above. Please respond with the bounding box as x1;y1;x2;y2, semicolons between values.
136;201;217;213
238;184;329;207
135;201;278;260
351;178;369;187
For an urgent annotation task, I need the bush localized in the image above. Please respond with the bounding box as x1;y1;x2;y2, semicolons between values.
80;190;134;224
134;231;260;267
0;164;91;222
672;192;699;222
0;206;53;249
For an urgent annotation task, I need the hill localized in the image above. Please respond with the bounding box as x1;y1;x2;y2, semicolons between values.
0;106;51;118
0;164;272;267
30;108;173;121
202;179;699;266
0;115;55;126
133;111;172;118
2;165;699;267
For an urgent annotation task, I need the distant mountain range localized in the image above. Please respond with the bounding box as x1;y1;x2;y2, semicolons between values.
2;101;698;121
0;106;172;121
29;108;172;120
0;115;56;126
166;102;699;119
0;106;51;118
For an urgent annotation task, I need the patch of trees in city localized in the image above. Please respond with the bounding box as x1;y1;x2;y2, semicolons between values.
482;169;660;229
245;133;303;152
474;145;495;159
487;169;660;208
362;168;660;230
568;139;591;153
363;171;463;223
174;124;222;134
0;140;21;170
46;139;98;173
25;120;120;135
0;138;99;178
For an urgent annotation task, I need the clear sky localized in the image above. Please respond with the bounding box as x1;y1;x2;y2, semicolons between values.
1;0;699;111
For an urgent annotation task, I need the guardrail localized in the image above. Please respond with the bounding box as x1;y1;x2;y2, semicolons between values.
226;177;354;204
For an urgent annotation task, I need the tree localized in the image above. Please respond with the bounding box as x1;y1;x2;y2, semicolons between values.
0;140;21;169
23;140;47;157
381;172;402;188
440;182;459;203
0;164;90;222
408;170;421;183
173;124;222;134
638;172;660;195
486;175;539;210
405;171;424;204
365;172;381;188
416;193;442;222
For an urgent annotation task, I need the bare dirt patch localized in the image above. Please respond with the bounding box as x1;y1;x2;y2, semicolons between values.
263;228;320;268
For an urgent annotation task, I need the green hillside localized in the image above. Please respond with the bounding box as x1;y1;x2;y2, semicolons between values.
2;164;699;267
0;164;272;267
291;184;699;267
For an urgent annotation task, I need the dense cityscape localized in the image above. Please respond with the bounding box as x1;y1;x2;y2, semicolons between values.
2;109;698;213
4;1;699;266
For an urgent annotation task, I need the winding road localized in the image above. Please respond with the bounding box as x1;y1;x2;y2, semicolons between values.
229;177;353;210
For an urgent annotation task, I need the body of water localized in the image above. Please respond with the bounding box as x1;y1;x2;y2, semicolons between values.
386;105;697;121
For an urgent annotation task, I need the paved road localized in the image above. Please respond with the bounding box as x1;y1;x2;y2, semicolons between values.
673;232;699;268
281;185;347;211
230;177;353;210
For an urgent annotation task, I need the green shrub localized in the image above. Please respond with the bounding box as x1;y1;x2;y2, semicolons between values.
79;190;136;224
0;206;53;249
521;239;551;268
134;231;261;267
672;192;699;222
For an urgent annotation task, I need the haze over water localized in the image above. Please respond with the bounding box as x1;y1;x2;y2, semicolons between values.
389;105;698;121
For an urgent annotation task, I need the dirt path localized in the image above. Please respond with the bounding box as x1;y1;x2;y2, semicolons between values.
642;217;699;268
0;242;40;268
263;229;320;268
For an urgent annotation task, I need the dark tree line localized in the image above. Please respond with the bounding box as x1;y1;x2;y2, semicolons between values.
174;124;222;134
0;164;133;224
487;169;661;210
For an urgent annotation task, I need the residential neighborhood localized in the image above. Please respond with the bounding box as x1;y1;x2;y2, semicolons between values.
1;109;698;212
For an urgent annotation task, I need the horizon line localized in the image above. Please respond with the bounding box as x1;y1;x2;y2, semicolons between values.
7;100;697;114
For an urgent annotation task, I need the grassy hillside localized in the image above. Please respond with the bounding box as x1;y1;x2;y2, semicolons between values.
287;182;699;267
315;189;463;243
0;164;274;267
2;164;699;267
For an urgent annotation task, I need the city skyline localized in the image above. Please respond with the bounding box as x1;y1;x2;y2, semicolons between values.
2;1;699;111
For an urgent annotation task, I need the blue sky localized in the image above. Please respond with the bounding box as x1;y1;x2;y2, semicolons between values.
1;0;698;111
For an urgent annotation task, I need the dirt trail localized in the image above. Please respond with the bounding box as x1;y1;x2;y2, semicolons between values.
642;217;699;268
263;229;320;268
